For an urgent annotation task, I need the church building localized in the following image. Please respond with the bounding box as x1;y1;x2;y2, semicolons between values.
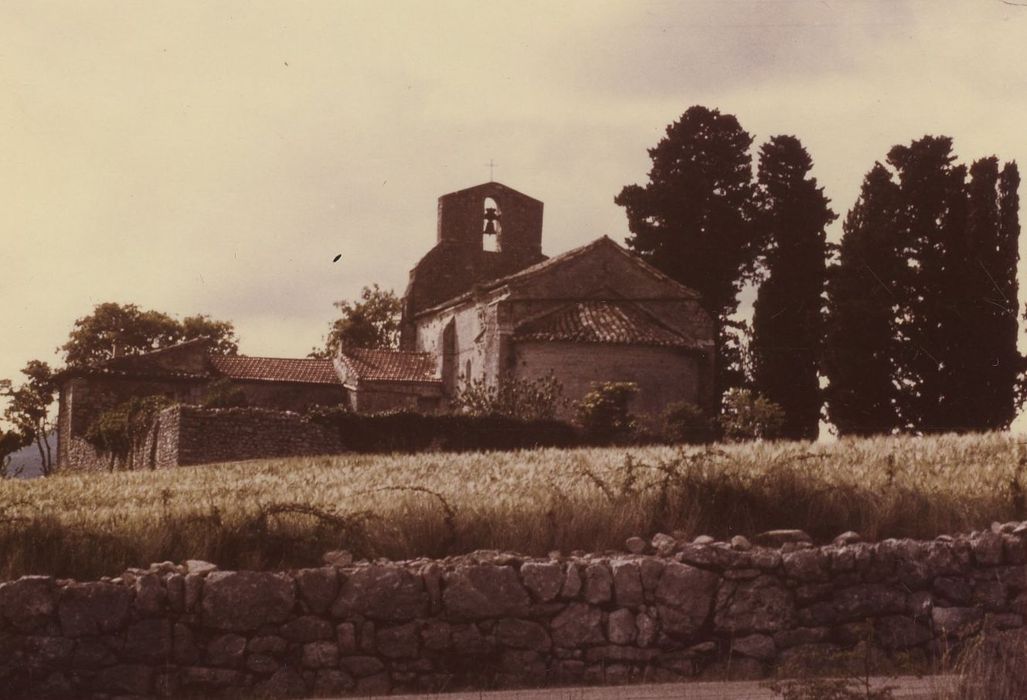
56;181;715;470
336;181;716;422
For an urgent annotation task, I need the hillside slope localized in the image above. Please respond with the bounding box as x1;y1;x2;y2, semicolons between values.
0;432;1023;580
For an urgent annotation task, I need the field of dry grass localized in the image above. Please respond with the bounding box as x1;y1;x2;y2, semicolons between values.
1;432;1026;580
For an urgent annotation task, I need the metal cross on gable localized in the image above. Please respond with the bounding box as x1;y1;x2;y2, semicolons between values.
485;159;497;181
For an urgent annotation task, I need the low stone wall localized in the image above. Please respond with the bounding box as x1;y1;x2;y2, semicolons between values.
172;405;341;467
3;528;1027;698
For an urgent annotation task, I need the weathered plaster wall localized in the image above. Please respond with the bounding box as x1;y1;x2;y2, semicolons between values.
3;529;1027;698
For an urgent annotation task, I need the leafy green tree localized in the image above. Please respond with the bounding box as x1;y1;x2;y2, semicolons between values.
0;361;57;475
0;428;29;479
61;302;238;367
720;388;785;441
824;164;904;436
311;284;401;358
750;135;836;440
616;106;757;399
576;381;639;444
659;400;714;444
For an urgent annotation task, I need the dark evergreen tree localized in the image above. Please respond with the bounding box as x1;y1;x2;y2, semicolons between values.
750;135;836;440
886;136;963;432
615;106;756;400
998;162;1023;425
824;164;903;436
956;158;1021;429
829;139;1021;435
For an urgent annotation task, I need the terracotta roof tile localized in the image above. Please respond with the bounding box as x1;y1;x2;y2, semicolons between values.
209;356;341;385
338;348;440;383
513;301;694;348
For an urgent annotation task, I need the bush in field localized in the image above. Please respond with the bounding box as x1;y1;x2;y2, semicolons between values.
660;401;714;444
721;388;786;441
452;372;565;421
576;381;639;444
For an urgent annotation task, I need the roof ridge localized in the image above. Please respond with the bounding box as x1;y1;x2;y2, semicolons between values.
101;337;211;366
211;354;332;363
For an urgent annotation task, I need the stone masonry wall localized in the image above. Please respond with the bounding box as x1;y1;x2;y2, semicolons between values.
172;405;341;467
3;527;1027;698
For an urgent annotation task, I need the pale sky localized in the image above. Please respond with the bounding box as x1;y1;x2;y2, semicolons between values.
3;1;1027;424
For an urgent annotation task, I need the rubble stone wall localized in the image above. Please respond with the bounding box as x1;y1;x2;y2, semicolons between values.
172;405;341;467
3;529;1027;699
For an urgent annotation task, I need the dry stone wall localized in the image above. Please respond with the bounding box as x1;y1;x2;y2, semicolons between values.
3;528;1027;698
172;406;341;467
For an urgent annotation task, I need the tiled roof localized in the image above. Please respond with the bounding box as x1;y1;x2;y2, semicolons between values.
415;236;701;316
513;301;695;348
209;356;341;385
337;348;440;383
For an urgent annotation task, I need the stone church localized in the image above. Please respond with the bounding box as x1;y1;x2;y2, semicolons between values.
336;181;715;421
56;181;714;469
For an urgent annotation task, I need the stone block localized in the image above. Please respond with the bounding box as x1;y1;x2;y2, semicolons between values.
611;560;644;608
583;562;612;604
58;582;132;637
606;608;636;645
656;561;720;637
520;561;564;601
331;565;428;621
302;641;339;668
377;621;420;658
550;603;604;647
496;618;551;650
134;573;166;616
713;575;795;635
201;571;295;631
206;632;246;667
295;567;338;615
123;618;172;663
281;615;334;642
0;576;56;632
443;565;529;619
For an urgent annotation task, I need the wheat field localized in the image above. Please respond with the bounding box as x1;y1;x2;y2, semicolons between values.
1;432;1025;581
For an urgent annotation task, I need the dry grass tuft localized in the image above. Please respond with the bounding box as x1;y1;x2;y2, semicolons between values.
1;432;1025;579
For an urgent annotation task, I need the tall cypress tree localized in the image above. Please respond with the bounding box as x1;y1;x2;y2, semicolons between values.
750;136;836;440
959;158;1021;429
998;162;1022;427
824;164;903;436
829;140;1021;436
886;137;964;432
616;106;756;401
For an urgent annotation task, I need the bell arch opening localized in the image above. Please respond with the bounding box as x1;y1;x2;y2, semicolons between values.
483;197;501;252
